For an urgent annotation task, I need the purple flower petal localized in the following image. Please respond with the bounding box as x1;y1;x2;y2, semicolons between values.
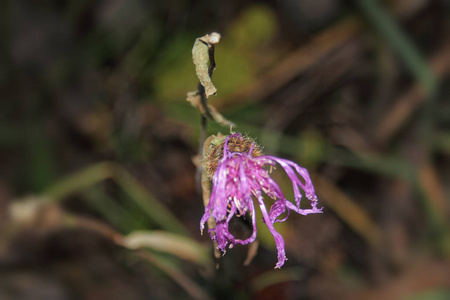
256;192;287;268
200;133;322;268
268;200;289;224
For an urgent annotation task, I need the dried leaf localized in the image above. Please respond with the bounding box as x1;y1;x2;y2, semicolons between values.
186;90;234;127
192;32;221;98
123;230;210;266
206;104;235;127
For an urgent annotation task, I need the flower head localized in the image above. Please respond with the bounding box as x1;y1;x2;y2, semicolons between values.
200;133;322;268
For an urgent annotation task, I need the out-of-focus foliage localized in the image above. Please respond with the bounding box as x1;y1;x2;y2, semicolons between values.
153;5;279;102
1;0;450;299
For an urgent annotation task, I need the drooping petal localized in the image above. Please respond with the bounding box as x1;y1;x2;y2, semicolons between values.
256;192;287;269
210;203;237;251
280;158;317;200
268;199;290;223
265;157;305;208
285;200;323;216
237;157;251;215
200;207;211;233
210;222;232;252
264;175;285;201
210;161;230;221
200;190;215;233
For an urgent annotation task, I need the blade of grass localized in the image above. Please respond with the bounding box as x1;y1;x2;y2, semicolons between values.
62;213;211;300
355;0;437;96
28;121;56;192
42;161;189;235
43;162;114;201
138;250;212;300
314;174;383;250
124;230;210;267
113;166;189;235
83;187;144;233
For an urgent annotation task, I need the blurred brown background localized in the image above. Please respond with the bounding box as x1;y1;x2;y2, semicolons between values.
0;0;450;299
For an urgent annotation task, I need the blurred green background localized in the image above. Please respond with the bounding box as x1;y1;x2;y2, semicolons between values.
1;0;450;299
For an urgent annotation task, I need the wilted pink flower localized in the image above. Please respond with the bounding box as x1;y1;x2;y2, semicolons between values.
200;133;322;268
